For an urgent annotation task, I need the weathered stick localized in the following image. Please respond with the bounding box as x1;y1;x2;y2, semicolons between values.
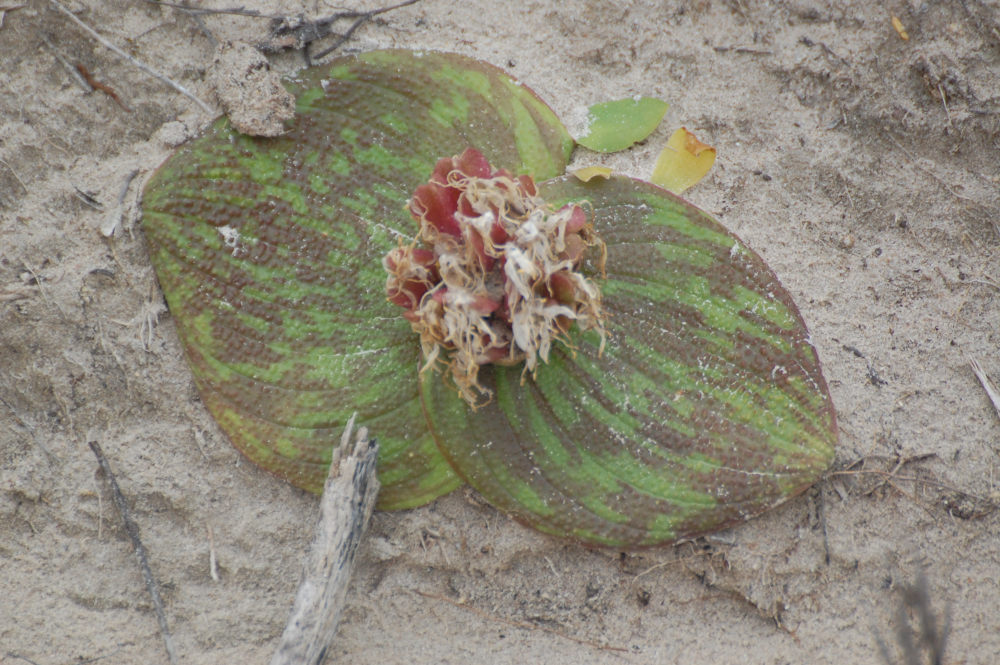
270;414;380;665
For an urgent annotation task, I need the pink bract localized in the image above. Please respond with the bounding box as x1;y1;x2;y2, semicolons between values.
383;148;607;406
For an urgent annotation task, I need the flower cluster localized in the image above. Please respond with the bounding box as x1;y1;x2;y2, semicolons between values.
384;148;606;406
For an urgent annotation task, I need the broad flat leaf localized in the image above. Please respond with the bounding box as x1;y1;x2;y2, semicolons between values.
142;50;574;509
422;175;837;547
576;97;669;152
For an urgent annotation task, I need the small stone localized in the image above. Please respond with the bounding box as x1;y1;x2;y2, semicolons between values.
210;41;295;137
156;121;191;147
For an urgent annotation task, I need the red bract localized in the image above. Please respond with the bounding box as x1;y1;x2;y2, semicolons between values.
383;147;607;406
410;149;493;238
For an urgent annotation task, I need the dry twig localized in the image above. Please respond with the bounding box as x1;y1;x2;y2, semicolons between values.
0;3;26;28
206;524;220;582
38;32;93;91
100;169;140;237
969;357;1000;422
0;157;28;193
88;440;178;665
48;0;213;114
143;0;290;20
832;455;999;520
267;0;422;62
149;0;423;64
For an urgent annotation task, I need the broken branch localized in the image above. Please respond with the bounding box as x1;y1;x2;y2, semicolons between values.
270;415;380;665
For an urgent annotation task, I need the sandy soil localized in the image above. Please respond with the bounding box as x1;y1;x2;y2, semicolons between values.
3;1;1000;663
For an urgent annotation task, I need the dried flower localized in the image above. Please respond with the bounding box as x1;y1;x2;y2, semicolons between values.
384;148;607;406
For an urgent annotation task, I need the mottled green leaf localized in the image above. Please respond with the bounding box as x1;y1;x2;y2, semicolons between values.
142;50;574;509
421;175;837;547
576;97;669;152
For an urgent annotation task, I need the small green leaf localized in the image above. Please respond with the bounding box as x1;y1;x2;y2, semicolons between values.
576;97;669;152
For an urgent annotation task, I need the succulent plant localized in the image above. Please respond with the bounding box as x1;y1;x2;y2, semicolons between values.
142;49;837;548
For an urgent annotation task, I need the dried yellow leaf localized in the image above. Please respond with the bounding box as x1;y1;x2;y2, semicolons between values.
891;15;909;41
650;127;716;194
572;166;613;182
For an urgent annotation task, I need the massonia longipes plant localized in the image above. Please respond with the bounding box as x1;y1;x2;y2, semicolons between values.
142;50;837;548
